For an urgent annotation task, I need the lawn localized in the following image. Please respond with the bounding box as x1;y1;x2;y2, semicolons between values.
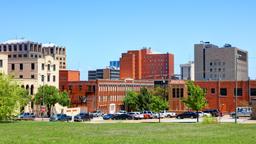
0;122;255;144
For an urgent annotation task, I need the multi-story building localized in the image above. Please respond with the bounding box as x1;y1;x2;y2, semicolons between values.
120;48;174;80
60;70;154;113
194;42;248;81
42;43;66;70
109;61;120;69
0;54;8;74
88;67;120;80
180;61;194;81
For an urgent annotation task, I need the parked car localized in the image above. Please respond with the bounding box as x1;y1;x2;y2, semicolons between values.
91;110;103;117
103;114;115;120
17;113;35;120
176;112;197;119
160;110;176;118
131;112;144;120
203;109;222;117
230;107;252;119
196;111;211;117
153;112;165;119
116;110;127;115
49;114;72;122
111;114;133;120
74;113;93;122
143;111;153;119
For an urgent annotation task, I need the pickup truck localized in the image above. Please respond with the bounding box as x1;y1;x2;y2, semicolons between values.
230;107;252;119
160;111;176;118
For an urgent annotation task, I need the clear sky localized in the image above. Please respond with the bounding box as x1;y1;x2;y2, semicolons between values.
0;0;256;80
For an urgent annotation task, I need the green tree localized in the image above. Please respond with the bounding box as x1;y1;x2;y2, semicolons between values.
0;74;30;121
182;81;207;122
150;95;168;123
137;87;152;111
123;91;139;111
34;85;70;116
151;86;168;100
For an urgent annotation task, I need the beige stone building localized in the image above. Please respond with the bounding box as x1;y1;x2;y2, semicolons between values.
0;54;8;74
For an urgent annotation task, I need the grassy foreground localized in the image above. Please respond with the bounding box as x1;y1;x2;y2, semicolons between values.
0;122;255;144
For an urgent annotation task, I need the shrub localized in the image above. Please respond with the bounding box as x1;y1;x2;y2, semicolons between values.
202;116;218;124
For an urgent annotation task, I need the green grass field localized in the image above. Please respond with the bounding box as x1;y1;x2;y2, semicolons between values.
0;122;255;144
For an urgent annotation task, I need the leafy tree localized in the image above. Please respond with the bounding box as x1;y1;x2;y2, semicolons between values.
123;91;139;111
151;86;168;100
182;81;207;122
0;74;30;121
34;85;70;116
150;95;168;123
137;87;152;111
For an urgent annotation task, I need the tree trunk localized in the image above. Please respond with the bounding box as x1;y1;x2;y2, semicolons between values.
196;110;199;123
47;105;51;117
158;112;161;123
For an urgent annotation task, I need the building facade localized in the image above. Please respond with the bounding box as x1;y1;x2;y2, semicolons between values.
88;67;120;80
60;71;154;113
180;61;194;80
109;61;120;69
120;48;174;80
194;42;248;81
0;54;8;74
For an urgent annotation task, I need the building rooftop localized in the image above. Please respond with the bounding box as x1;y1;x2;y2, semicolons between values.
0;39;31;44
42;43;57;47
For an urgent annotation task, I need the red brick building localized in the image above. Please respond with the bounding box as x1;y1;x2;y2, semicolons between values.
168;80;256;113
59;70;154;113
120;48;174;80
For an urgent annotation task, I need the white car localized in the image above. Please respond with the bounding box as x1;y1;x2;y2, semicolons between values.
132;112;144;120
196;112;211;117
160;111;176;118
153;113;165;119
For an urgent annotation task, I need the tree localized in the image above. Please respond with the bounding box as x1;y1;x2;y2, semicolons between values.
182;81;207;122
150;95;168;123
137;87;152;111
0;74;30;121
151;86;168;100
123;91;139;111
34;85;70;116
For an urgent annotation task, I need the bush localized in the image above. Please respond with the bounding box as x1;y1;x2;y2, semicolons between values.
202;116;218;124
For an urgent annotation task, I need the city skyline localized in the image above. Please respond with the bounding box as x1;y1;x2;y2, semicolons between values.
0;0;256;80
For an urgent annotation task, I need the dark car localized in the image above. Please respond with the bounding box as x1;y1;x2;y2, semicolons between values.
176;112;197;119
103;114;115;120
17;113;35;120
74;113;93;122
203;109;222;117
50;114;72;122
111;114;133;120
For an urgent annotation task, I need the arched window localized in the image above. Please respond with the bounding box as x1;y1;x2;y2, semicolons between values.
26;85;29;91
30;85;34;95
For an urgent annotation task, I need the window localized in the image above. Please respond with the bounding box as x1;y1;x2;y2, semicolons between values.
3;45;6;51
41;75;44;82
172;88;176;98
20;64;23;70
31;75;35;79
42;64;44;70
11;64;15;70
8;55;11;58
220;88;227;96
53;75;56;82
69;85;72;93
13;55;17;58
211;88;215;94
0;60;2;68
250;88;256;96
19;75;23;78
19;45;22;51
24;44;28;51
79;85;82;91
18;54;22;58
53;64;56;71
31;63;35;70
24;54;28;58
14;45;17;51
8;45;12;51
47;75;50;82
234;88;243;96
48;64;50;71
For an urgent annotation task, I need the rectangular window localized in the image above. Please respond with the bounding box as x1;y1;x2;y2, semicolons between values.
19;75;23;78
11;64;15;70
211;88;215;94
53;75;56;82
31;75;35;79
24;54;28;58
8;45;12;51
14;45;17;51
172;88;176;98
24;44;28;51
47;75;50;82
250;88;256;96
18;54;22;58
42;64;44;70
234;88;243;96
13;55;17;58
20;64;23;70
0;60;2;68
48;64;50;71
79;85;82;91
19;45;22;51
69;85;72;93
220;88;227;96
31;63;35;70
53;64;56;71
41;75;44;82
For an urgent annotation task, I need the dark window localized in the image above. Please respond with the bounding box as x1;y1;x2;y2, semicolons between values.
31;63;35;70
47;75;50;82
42;64;44;70
41;75;44;82
250;88;256;96
19;75;23;78
3;45;6;51
234;88;243;96
53;64;56;71
50;48;54;54
8;55;11;58
62;85;65;91
31;75;35;79
19;45;22;51
11;64;15;70
24;44;28;51
20;64;23;70
24;54;28;58
18;54;22;58
48;64;50;71
69;85;72;93
0;60;2;68
79;85;82;91
14;45;17;51
180;88;184;98
13;55;17;58
211;88;215;94
172;88;176;98
8;45;12;51
53;75;56;82
220;88;227;96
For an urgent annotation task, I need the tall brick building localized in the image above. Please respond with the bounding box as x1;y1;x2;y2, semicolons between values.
120;48;174;80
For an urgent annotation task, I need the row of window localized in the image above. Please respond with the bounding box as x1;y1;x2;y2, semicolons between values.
8;54;42;59
172;88;184;98
41;75;56;82
205;88;256;96
10;63;56;71
98;95;124;102
0;44;29;52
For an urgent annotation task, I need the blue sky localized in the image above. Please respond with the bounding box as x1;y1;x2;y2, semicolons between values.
0;0;256;80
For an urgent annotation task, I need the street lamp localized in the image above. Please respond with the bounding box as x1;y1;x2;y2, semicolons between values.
235;54;242;124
